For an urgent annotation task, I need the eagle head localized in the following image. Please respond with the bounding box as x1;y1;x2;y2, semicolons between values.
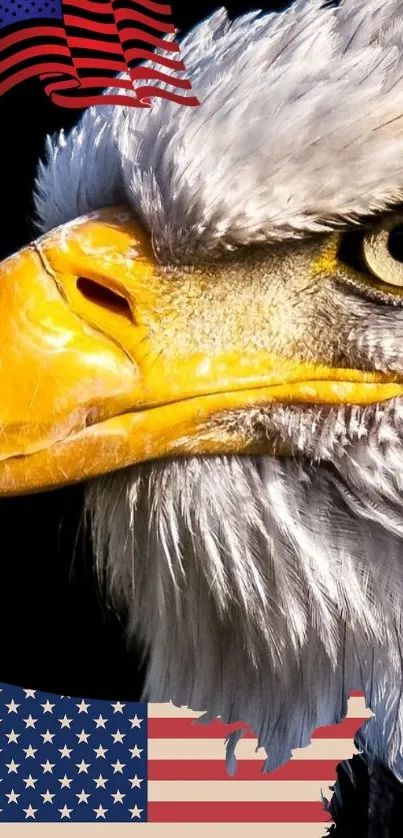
2;0;403;775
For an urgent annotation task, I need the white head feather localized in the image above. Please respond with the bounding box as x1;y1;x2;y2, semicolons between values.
36;0;403;259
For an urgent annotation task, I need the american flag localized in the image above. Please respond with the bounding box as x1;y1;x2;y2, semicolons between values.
0;683;371;828
0;0;200;108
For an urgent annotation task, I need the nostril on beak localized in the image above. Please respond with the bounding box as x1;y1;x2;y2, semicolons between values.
76;277;133;323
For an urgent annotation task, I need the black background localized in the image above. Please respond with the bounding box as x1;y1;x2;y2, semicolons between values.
0;1;289;700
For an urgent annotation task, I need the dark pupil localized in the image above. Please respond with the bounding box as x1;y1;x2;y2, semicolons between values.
388;225;403;262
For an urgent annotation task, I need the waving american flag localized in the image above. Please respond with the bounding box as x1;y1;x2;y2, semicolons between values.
0;682;371;830
0;0;200;108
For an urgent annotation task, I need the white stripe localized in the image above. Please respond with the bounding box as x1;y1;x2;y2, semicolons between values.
148;737;359;761
148;779;334;801
0;825;329;837
347;697;372;718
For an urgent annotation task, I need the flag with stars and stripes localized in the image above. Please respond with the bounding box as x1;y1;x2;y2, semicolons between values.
0;683;371;828
0;0;200;109
0;685;147;822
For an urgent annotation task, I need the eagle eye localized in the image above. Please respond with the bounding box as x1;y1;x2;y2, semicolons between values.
338;213;403;290
361;215;403;287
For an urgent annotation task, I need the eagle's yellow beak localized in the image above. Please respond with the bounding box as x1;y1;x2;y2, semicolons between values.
0;206;402;495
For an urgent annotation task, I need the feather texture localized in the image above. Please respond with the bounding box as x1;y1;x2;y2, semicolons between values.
35;0;403;261
86;420;403;778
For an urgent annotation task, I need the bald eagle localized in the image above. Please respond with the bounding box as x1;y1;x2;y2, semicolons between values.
2;0;403;829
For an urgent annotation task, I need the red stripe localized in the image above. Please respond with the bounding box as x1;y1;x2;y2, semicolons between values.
129;0;173;13
118;26;180;51
124;47;184;70
147;716;366;739
40;73;135;91
148;759;340;781
49;91;151;107
57;96;147;106
349;691;365;697
0;62;74;95
149;802;330;823
121;65;192;87
63;14;118;34
64;0;113;14
0;25;65;51
67;35;124;53
73;55;127;70
313;718;365;738
112;83;199;106
0;45;71;75
114;7;175;32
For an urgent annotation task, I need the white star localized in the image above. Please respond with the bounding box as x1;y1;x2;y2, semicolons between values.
76;729;90;744
129;775;144;789
5;700;19;714
111;759;125;774
41;760;55;774
41;790;55;804
40;730;55;744
76;759;90;773
111;789;125;804
58;804;73;819
23;804;37;819
111;729;125;744
129;715;143;729
94;804;108;819
76;789;90;804
93;774;108;789
128;744;143;759
58;715;72;729
111;701;125;713
94;714;108;728
93;744;108;758
5;790;20;804
23;690;36;699
23;775;37;789
5;759;19;774
58;745;73;759
76;700;90;713
41;700;55;714
23;745;37;759
58;775;73;789
129;804;143;819
23;715;37;729
5;730;20;744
